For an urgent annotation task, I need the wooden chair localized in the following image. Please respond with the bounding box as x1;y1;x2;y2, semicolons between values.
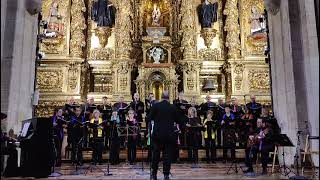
301;135;319;175
255;146;278;173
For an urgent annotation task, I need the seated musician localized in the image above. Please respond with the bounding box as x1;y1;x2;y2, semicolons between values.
221;106;236;161
204;110;217;163
98;96;112;149
90;110;104;165
109;110;120;165
130;93;145;127
70;107;84;166
52;108;67;167
246;94;262;119
244;118;274;174
126;109;138;165
186;107;202;164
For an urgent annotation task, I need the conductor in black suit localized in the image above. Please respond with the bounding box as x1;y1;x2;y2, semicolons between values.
148;91;182;180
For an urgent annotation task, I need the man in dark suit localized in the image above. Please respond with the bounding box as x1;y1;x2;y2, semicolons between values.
148;91;182;180
246;94;262;119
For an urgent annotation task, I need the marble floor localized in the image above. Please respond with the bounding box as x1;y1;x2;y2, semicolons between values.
2;162;318;180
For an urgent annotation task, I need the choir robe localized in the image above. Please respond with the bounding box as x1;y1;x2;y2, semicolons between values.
230;104;244;119
200;102;217;118
130;100;145;123
113;102;128;125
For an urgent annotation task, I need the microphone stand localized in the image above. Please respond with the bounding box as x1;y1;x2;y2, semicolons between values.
49;134;62;177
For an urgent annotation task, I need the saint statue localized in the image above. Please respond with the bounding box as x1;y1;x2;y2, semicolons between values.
91;0;116;27
149;47;164;64
250;6;266;34
197;0;218;28
47;0;64;35
152;4;161;27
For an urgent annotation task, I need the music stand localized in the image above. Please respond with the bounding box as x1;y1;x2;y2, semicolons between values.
274;134;296;177
135;133;149;176
70;137;85;175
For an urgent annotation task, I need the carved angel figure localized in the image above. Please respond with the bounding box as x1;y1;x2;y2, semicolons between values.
152;4;161;26
149;47;164;64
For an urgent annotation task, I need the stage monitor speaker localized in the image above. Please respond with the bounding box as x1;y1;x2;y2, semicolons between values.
289;176;309;180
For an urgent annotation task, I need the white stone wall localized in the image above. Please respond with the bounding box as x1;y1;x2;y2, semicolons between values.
268;0;319;166
298;0;319;167
1;0;38;133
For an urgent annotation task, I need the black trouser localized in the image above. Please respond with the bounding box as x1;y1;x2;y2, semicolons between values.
147;145;152;162
83;126;88;148
92;138;104;164
205;138;216;162
216;128;222;146
188;147;199;164
245;145;273;170
53;136;62;166
110;137;120;164
71;138;83;164
127;137;137;163
152;139;174;176
223;145;235;160
173;144;180;162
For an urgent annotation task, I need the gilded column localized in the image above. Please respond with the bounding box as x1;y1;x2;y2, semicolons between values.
70;0;87;57
114;0;133;59
112;0;134;100
179;0;200;99
180;0;197;60
223;0;240;59
222;61;232;100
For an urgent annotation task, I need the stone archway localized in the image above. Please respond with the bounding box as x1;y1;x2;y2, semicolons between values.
135;66;179;102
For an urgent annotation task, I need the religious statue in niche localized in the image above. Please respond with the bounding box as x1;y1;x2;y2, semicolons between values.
247;6;267;44
47;0;64;36
91;0;116;27
149;47;164;64
197;0;218;28
152;4;161;27
250;6;266;34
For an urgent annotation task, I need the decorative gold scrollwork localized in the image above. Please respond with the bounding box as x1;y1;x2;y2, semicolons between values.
248;69;270;91
37;70;63;92
200;28;217;48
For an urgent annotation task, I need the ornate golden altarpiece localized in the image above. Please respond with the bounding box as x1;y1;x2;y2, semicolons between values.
36;0;271;117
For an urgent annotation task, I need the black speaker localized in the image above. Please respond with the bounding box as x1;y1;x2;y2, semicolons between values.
289;176;309;180
20;117;53;178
